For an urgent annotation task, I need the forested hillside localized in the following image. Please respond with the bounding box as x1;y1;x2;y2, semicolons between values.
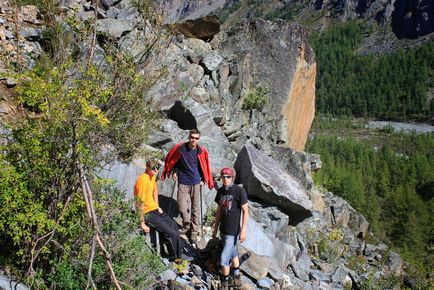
311;21;434;120
307;116;433;286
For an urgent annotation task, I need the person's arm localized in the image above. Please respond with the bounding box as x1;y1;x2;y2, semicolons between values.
172;157;179;181
134;196;150;233
239;203;248;243
212;205;222;239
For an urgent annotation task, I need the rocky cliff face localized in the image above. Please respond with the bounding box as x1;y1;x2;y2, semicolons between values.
156;0;434;41
0;0;408;288
211;19;316;151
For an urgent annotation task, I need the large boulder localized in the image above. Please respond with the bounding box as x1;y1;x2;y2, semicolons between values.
167;15;220;40
213;19;316;151
96;19;134;38
234;144;313;225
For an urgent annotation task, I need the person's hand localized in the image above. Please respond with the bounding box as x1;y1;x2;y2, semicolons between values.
239;229;246;243
172;172;178;182
141;222;150;233
200;181;204;188
157;207;163;213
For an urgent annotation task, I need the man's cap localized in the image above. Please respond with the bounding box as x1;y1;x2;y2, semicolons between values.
220;167;235;176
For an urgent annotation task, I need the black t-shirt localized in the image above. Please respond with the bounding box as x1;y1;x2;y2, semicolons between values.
214;184;248;236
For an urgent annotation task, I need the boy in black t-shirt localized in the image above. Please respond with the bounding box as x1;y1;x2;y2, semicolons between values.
212;167;249;289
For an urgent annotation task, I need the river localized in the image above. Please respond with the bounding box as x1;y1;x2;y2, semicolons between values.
367;121;434;134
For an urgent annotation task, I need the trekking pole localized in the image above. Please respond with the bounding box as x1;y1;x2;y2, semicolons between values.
167;180;177;217
200;185;203;237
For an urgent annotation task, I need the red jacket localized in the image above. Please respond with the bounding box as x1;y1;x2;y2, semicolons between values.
162;143;214;189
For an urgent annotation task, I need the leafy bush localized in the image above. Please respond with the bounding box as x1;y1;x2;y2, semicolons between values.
242;87;269;110
0;2;164;286
317;232;345;263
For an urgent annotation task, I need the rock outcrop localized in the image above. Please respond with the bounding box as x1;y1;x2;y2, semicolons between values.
167;15;220;40
213;19;316;151
235;144;313;225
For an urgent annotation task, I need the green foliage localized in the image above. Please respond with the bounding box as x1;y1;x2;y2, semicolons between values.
360;271;401;290
242;87;269;110
216;1;242;23
0;4;162;286
346;254;367;272
310;21;434;120
203;205;217;227
317;232;345;263
307;121;434;284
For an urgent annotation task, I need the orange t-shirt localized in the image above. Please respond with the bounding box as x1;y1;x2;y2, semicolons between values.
134;173;158;214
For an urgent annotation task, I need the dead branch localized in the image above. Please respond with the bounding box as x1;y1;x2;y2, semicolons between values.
79;166;122;290
86;237;97;290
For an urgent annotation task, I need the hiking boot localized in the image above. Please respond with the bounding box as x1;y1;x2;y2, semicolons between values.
233;275;242;288
220;279;229;290
190;232;198;244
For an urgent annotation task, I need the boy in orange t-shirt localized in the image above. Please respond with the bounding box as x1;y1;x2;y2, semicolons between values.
134;160;183;261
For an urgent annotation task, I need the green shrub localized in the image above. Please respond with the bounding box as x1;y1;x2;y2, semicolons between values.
317;233;345;263
242;87;269;110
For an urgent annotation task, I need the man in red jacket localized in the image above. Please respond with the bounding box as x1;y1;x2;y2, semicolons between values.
162;129;214;244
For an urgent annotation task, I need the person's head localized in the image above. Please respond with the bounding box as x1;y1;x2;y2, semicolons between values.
188;128;201;148
220;167;235;186
145;159;160;177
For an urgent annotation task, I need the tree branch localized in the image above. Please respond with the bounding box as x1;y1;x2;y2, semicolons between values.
79;166;122;290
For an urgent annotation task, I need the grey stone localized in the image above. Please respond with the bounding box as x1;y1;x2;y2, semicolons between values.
6;78;16;88
318;281;334;290
20;27;42;41
309;269;330;282
257;277;274;289
0;17;6;25
78;11;94;21
59;0;80;9
96;19;134;38
0;273;29;290
241;275;256;288
348;238;364;254
116;7;138;22
348;210;369;238
89;5;107;18
0;104;8;114
5;30;14;40
106;7;121;18
159;269;177;281
175;276;189;287
187;63;204;85
83;1;91;10
189;87;208;103
363;243;387;258
100;0;121;9
190;264;203;278
290;252;311;281
201;50;223;72
241;218;275;257
386;251;403;275
234;144;313;225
